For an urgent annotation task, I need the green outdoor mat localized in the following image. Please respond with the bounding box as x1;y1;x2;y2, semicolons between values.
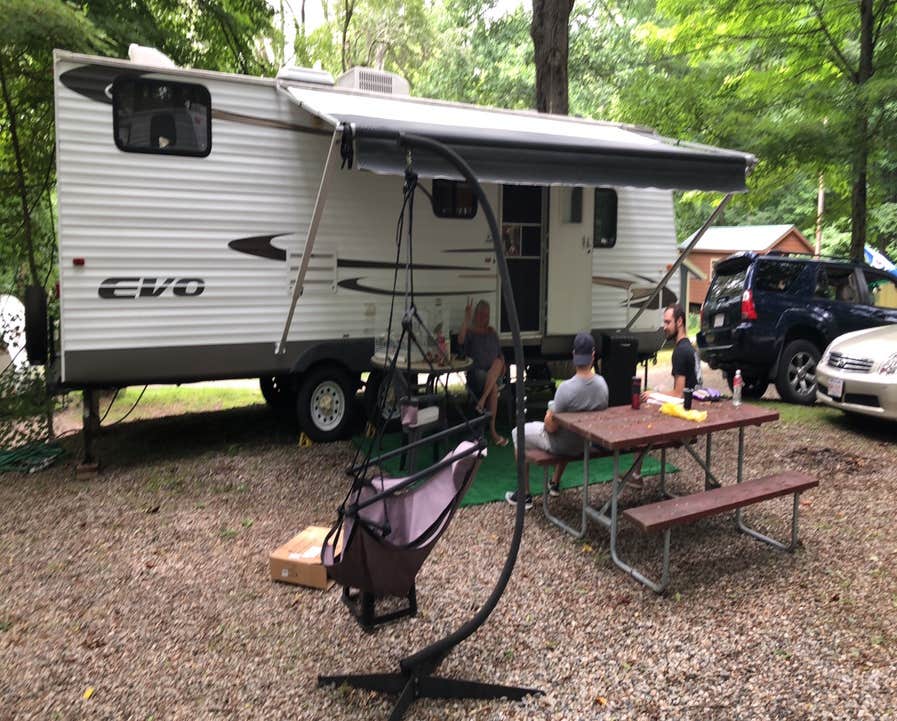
351;433;677;508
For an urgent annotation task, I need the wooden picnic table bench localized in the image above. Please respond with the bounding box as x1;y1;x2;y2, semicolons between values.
623;471;819;533
621;470;818;592
547;402;820;593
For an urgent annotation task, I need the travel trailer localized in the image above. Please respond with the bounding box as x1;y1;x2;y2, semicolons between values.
39;48;754;444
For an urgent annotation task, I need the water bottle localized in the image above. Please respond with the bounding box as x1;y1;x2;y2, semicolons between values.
732;369;743;407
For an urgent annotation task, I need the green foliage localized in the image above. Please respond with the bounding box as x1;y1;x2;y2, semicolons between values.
74;0;276;75
568;0;653;118
0;0;105;293
294;0;438;88
610;0;897;248
416;0;534;106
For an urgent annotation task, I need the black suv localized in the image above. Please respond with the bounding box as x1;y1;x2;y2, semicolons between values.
698;252;897;404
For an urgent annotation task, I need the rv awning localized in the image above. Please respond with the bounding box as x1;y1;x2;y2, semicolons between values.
284;85;756;192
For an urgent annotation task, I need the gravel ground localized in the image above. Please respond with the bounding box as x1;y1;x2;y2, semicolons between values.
2;387;896;720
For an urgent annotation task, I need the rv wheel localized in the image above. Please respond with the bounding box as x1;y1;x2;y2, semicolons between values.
24;285;48;365
259;375;297;413
297;367;356;442
363;369;407;427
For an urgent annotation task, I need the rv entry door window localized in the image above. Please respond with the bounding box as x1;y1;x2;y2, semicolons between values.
113;78;211;157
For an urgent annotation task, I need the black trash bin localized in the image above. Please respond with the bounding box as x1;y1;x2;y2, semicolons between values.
600;333;639;407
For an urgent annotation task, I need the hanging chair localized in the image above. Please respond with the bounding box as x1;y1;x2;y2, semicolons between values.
322;435;486;628
318;161;492;630
318;135;538;720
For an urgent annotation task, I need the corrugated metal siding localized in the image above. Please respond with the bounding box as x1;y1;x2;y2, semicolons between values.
56;58;499;382
590;188;677;331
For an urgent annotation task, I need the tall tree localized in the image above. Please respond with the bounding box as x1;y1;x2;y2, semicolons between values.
622;0;897;259
530;0;574;113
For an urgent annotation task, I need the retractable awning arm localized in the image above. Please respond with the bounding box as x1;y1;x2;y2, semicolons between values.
625;192;734;331
275;125;342;355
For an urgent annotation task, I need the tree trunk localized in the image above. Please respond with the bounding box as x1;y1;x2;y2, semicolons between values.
530;0;574;115
849;116;869;262
340;0;355;73
849;0;874;262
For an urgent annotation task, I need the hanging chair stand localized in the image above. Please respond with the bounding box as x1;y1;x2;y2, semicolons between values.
318;133;539;719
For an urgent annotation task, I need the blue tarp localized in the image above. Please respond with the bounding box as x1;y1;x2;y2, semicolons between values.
864;245;897;279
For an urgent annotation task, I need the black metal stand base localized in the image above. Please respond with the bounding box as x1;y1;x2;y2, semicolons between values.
318;669;541;721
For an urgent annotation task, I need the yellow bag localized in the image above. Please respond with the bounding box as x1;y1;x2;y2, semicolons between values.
660;402;707;423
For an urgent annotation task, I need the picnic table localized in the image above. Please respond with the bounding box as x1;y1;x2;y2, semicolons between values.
548;401;817;593
370;352;472;393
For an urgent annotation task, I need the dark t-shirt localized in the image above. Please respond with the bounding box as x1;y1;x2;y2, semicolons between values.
463;329;501;371
671;337;699;390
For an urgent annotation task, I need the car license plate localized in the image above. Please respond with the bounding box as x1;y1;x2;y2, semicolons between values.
828;377;844;400
713;313;726;328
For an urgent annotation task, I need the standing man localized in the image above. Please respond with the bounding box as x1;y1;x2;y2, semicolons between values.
646;303;700;399
505;332;608;510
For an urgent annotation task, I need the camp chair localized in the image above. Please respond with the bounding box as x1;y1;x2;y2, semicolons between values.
399;393;446;473
322;432;486;630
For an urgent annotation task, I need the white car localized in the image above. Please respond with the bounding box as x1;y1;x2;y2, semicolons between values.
816;325;897;420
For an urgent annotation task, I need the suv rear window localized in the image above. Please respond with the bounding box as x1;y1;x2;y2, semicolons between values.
753;260;803;294
706;266;747;303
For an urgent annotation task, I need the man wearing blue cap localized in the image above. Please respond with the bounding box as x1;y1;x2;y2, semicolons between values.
506;332;608;510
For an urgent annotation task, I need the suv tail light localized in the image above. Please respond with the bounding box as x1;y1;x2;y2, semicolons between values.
741;289;758;321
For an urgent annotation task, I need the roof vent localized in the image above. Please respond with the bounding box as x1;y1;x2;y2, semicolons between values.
335;67;409;95
276;66;335;86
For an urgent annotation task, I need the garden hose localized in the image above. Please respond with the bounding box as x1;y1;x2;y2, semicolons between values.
0;442;64;473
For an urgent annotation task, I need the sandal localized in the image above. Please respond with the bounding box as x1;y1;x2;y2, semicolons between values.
493;436;509;447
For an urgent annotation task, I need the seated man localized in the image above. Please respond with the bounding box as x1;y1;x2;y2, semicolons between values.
505;332;609;510
459;298;507;446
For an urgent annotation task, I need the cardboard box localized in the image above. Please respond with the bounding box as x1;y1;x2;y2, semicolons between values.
269;525;335;590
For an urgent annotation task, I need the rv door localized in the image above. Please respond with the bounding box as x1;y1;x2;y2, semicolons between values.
546;187;592;334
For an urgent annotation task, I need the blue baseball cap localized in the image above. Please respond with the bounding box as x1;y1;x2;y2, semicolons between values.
572;332;595;366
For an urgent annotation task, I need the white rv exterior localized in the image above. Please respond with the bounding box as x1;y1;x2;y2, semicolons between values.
51;50;685;440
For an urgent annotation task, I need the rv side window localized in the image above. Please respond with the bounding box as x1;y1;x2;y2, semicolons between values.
113;78;211;157
431;180;478;219
593;188;617;248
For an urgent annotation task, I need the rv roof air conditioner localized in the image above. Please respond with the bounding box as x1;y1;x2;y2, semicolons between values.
276;66;335;86
335;67;410;96
128;43;177;69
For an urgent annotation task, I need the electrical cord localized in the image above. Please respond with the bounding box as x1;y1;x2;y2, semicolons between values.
97;388;121;424
104;385;148;426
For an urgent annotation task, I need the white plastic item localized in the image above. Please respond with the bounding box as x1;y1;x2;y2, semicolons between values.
128;44;177;68
732;369;743;407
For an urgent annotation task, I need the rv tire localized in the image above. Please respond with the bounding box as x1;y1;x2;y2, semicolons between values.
297;366;356;442
260;375;298;413
363;369;407;428
24;285;48;365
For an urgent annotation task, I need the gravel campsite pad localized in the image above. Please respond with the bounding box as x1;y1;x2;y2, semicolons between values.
1;401;896;720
